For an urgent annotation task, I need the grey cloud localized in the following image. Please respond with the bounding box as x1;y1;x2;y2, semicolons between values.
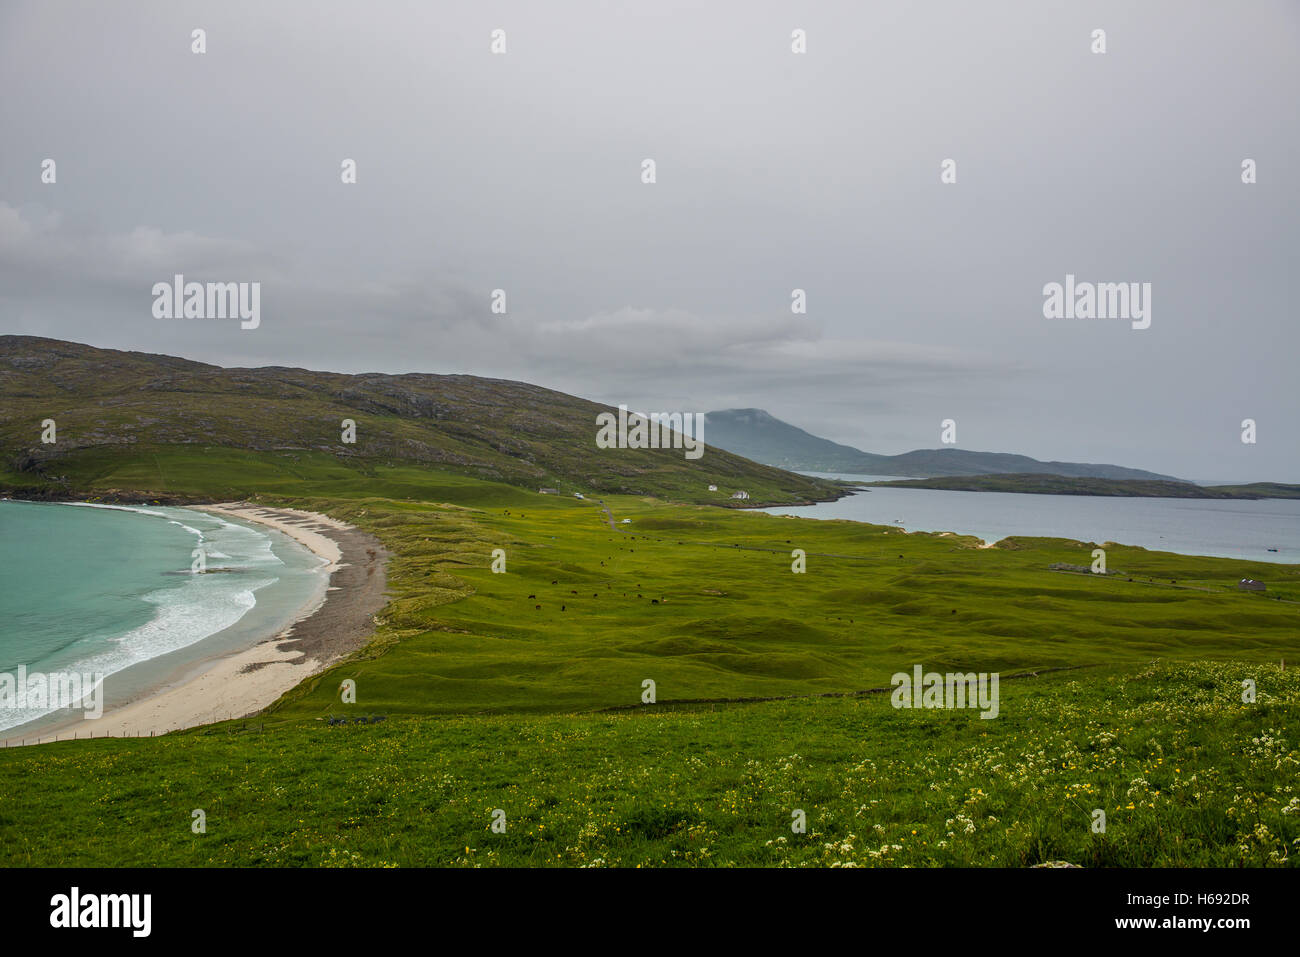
0;0;1296;480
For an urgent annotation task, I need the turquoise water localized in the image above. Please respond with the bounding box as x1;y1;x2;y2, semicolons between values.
761;473;1300;564
0;500;327;734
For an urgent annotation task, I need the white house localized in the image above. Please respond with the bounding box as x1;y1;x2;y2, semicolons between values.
708;484;718;492
731;490;749;500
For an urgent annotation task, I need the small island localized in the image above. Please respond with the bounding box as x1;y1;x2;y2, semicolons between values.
863;473;1300;499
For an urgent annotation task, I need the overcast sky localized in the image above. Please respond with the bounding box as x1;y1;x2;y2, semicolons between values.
2;1;1296;482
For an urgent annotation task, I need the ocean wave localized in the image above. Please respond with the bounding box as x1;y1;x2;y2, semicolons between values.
0;503;314;734
64;502;171;518
0;574;279;733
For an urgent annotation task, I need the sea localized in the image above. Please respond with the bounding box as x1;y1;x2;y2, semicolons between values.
759;473;1300;565
0;500;328;736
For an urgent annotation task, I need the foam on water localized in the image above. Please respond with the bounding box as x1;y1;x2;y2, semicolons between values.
0;501;324;734
65;502;171;518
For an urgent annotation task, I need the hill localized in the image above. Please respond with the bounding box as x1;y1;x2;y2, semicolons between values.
703;408;1184;481
699;408;894;472
0;337;838;507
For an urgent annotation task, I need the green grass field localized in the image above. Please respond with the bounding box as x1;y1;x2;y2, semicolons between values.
1;663;1295;867
2;456;1298;866
264;487;1300;718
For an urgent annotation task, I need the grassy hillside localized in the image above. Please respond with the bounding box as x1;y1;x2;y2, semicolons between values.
867;474;1300;499
1;661;1295;867
0;337;838;507
241;486;1300;719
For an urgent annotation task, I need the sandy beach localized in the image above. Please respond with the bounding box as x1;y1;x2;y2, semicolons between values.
2;503;389;745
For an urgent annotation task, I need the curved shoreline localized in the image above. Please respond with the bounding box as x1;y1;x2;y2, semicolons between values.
2;503;389;746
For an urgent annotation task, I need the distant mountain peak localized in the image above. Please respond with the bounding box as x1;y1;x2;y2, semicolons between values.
703;408;1183;482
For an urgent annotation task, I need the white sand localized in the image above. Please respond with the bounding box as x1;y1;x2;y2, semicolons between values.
3;503;358;745
197;503;346;567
